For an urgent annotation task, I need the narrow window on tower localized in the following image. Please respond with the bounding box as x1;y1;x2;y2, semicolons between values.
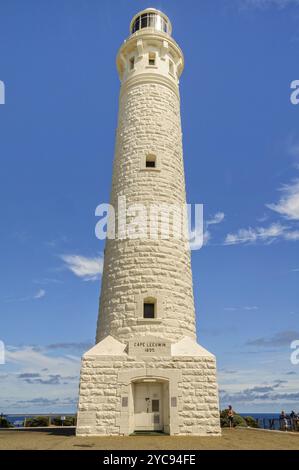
129;56;135;70
143;300;156;319
148;52;156;66
169;60;174;75
146;154;156;168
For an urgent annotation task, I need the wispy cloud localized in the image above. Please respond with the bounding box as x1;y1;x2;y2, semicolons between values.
60;254;103;281
219;368;238;374
18;373;40;379
224;222;298;245
46;342;92;352
206;212;225;226
5;289;46;303
200;211;225;247
247;330;299;347
1;345;81;412
220;379;299;405
224;306;258;311
4;396;77;412
45;235;68;248
5;346;79;369
238;0;299;9
287;139;299;159
33;278;63;285
267;179;299;221
33;289;46;299
224;166;299;245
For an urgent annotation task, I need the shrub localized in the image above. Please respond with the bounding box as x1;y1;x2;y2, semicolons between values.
0;416;11;428
244;415;259;428
25;416;49;427
220;409;247;428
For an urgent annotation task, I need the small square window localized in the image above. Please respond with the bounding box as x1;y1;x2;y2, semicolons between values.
149;52;156;66
144;302;155;318
146;154;156;168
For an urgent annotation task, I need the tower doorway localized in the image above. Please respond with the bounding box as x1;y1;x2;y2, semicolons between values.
133;380;169;432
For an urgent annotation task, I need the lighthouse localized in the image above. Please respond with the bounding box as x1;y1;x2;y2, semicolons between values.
76;8;221;436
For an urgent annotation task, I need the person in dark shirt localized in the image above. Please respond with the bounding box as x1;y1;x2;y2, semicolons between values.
228;405;234;429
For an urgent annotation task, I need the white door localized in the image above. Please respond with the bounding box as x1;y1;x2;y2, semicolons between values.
134;383;163;431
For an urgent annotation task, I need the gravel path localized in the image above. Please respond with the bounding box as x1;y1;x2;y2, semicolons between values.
0;428;299;450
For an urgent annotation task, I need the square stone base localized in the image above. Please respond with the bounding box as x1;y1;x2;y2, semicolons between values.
76;336;221;436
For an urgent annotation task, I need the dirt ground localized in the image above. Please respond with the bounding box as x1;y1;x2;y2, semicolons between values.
0;427;299;450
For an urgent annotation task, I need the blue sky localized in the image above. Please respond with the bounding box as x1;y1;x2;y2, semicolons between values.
0;0;299;414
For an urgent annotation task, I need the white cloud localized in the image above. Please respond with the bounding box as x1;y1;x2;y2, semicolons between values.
224;222;290;245
5;289;46;303
284;230;299;240
33;289;46;299
34;278;62;285
60;254;103;281
195;211;224;247
2;346;81;413
288;141;299;159
224;306;258;311
203;230;211;245
239;0;299;9
225;170;299;246
206;212;225;226
267;179;299;220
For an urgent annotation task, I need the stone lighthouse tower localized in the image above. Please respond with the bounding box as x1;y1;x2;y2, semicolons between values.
76;8;220;436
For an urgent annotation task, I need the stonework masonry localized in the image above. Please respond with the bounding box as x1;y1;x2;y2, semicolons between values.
96;81;196;343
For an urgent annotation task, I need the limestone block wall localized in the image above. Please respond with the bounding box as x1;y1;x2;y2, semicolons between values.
77;354;221;436
96;81;197;343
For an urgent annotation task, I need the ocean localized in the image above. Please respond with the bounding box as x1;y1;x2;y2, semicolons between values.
240;413;295;430
240;413;280;420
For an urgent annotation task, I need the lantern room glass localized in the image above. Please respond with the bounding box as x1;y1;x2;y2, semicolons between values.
131;12;169;34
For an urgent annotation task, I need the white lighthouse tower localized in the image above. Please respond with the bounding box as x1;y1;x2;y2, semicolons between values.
76;8;221;436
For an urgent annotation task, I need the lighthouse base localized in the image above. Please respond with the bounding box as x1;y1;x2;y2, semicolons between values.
76;335;221;436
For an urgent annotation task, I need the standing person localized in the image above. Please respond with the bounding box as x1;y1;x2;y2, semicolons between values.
228;405;234;428
279;410;288;431
290;411;298;431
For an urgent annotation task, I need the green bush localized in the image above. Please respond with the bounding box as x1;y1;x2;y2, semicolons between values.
25;416;49;427
220;409;247;428
244;415;259;428
0;416;11;428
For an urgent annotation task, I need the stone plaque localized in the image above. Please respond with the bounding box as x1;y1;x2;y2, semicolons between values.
128;336;171;356
122;396;128;407
77;411;96;426
171;397;177;407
